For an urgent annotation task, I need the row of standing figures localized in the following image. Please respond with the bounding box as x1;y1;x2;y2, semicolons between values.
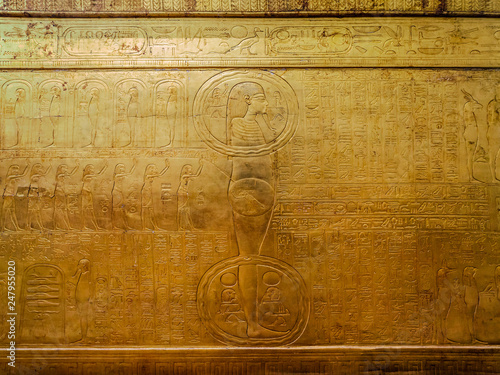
1;158;205;232
5;85;179;148
436;263;500;344
462;89;500;182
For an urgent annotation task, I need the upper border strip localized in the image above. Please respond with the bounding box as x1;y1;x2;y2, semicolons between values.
0;17;499;68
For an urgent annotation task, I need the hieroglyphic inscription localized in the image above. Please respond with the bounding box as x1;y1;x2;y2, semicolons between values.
0;68;499;352
1;0;499;15
1;18;500;68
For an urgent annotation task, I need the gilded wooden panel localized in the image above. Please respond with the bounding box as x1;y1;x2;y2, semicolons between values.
0;18;500;68
0;0;499;16
0;16;500;374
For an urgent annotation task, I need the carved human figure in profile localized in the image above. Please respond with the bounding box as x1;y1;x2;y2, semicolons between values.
141;159;169;230
462;90;482;181
81;161;107;230
11;88;27;148
111;160;136;230
53;162;79;230
48;86;62;147
495;265;500;301
126;87;139;147
27;163;51;230
195;71;306;345
85;88;100;147
2;161;30;231
72;259;91;344
155;86;177;147
226;82;285;338
487;85;500;181
227;82;275;147
463;266;479;341
177;161;203;231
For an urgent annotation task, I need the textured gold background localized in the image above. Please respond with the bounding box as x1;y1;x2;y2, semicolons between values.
0;15;500;375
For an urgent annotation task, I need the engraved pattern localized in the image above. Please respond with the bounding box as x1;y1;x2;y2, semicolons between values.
1;11;500;372
0;69;499;351
1;0;500;13
1;18;500;68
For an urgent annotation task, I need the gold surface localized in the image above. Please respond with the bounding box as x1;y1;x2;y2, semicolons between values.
1;15;500;374
0;0;499;15
0;18;499;68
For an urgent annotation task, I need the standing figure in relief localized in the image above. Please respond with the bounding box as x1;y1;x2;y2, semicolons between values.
2;161;30;231
126;87;139;147
12;88;27;148
53;163;79;230
81;161;107;230
48;86;62;147
165;85;178;145
86;88;100;147
141;159;169;230
487;85;500;181
177;161;204;231
436;263;453;343
462;90;482;181
27;163;51;230
227;82;280;338
463;266;479;341
111;160;136;230
72;259;91;344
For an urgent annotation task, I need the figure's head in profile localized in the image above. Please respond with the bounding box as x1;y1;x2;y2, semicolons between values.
229;82;268;117
77;258;91;273
180;164;193;177
128;87;139;100
83;164;95;177
51;86;61;97
7;165;19;177
227;82;270;147
463;266;477;286
31;163;43;177
144;164;158;179
114;163;126;176
90;88;100;99
56;164;68;175
16;88;26;101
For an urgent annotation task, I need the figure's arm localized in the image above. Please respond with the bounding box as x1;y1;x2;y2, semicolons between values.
193;159;204;177
69;160;80;176
487;100;497;126
159;159;170;176
43;165;52;176
21;161;30;177
98;160;108;176
262;113;276;133
128;159;137;175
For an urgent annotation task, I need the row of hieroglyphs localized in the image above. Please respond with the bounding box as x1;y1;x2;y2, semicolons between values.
1;18;500;67
0;0;499;14
1;231;499;345
0;68;499;348
1;69;500;183
0;156;494;232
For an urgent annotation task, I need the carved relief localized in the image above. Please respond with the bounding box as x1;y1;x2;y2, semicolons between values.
1;0;499;14
20;264;65;344
0;34;499;371
2;19;500;68
197;255;309;345
193;70;308;345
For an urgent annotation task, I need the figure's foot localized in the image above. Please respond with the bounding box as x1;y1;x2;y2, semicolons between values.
473;338;488;344
247;323;289;338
